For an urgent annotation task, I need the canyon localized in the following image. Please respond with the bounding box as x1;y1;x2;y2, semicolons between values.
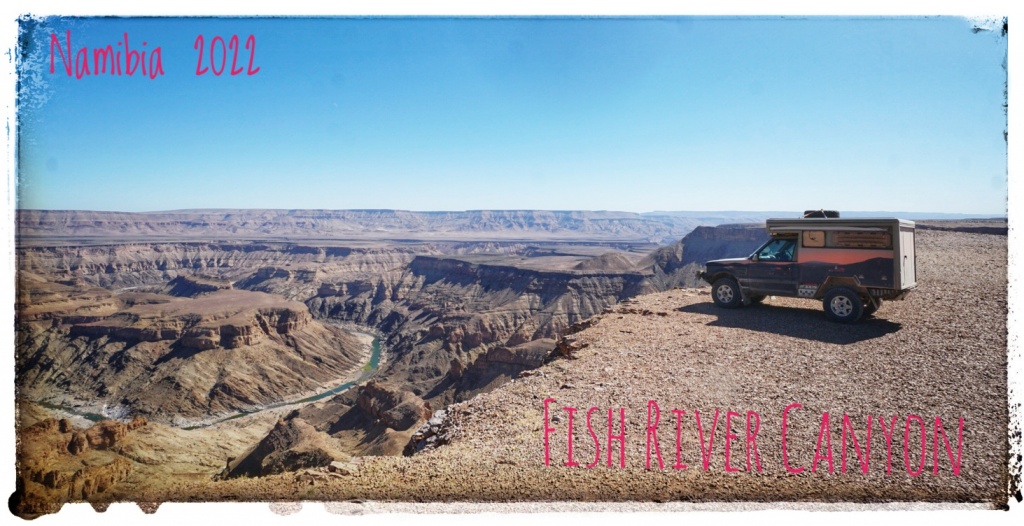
12;209;1007;516
16;211;772;427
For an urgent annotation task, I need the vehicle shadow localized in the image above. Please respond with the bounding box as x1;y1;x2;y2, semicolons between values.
675;301;902;344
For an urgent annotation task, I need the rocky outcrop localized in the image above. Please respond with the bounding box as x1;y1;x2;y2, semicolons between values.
12;416;146;518
221;418;346;479
222;379;435;477
67;417;147;454
89;417;147;448
443;339;557;398
404;409;457;455
356;381;433;431
163;274;232;296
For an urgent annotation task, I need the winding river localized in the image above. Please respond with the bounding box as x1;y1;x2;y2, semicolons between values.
36;331;383;431
183;334;382;429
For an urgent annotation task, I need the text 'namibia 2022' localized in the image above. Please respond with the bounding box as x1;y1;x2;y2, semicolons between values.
49;30;261;80
542;399;965;476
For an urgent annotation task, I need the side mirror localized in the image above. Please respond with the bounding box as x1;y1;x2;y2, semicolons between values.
750;254;759;261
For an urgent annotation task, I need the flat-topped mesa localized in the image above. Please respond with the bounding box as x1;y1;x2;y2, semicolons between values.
235;266;320;288
17;282;365;423
17;242;417;292
68;290;312;350
164;274;232;296
407;254;651;280
16;280;122;325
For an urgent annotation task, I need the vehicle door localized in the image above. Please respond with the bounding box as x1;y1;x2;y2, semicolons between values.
746;238;798;295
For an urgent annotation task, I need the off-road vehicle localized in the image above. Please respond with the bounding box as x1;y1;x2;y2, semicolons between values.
697;214;916;323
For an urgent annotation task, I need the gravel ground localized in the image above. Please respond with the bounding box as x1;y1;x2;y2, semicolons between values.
112;229;1011;506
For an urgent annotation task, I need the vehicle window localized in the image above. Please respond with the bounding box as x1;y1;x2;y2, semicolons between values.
802;231;825;247
757;239;796;262
826;230;892;249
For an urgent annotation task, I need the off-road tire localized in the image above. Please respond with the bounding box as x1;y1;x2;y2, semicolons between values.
712;278;743;309
823;287;864;323
864;298;882;316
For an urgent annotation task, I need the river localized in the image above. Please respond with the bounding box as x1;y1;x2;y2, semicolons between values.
35;331;383;430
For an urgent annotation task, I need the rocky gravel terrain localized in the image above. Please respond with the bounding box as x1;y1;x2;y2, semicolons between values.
59;227;1008;509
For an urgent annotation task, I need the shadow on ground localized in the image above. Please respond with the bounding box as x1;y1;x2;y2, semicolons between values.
675;301;901;344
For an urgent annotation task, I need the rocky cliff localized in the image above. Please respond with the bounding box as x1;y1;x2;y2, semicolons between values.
13;224;1004;512
221;417;348;479
11;416;147;518
16;219;776;478
307;255;659;403
16;278;366;424
17;242;420;295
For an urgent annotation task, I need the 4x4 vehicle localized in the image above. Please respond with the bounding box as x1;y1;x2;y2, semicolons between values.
697;216;916;323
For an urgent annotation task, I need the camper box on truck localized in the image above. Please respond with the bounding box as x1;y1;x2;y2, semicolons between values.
697;216;916;323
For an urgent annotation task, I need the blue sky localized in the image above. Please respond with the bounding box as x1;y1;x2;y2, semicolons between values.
15;16;1008;213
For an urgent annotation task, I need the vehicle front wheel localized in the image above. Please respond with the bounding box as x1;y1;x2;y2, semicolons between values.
822;287;864;323
712;278;743;309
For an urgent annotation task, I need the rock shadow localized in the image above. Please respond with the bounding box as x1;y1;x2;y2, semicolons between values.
152;341;205;366
675;301;901;344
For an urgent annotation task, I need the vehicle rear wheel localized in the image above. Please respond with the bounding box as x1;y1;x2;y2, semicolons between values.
712;278;743;309
822;287;864;323
864;298;882;316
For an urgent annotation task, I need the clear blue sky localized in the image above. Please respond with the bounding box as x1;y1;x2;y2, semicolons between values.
15;16;1008;214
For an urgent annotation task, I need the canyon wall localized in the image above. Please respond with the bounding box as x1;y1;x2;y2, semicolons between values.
16;220;772;466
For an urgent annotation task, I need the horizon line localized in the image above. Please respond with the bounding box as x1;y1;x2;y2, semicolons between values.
13;208;1009;217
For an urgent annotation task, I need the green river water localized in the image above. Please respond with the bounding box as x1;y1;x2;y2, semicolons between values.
37;334;382;431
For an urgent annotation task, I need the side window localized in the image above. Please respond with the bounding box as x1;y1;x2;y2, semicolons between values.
757;239;796;262
826;230;892;249
802;231;825;247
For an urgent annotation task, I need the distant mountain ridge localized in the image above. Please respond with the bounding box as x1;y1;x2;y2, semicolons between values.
17;209;693;244
17;209;1003;246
